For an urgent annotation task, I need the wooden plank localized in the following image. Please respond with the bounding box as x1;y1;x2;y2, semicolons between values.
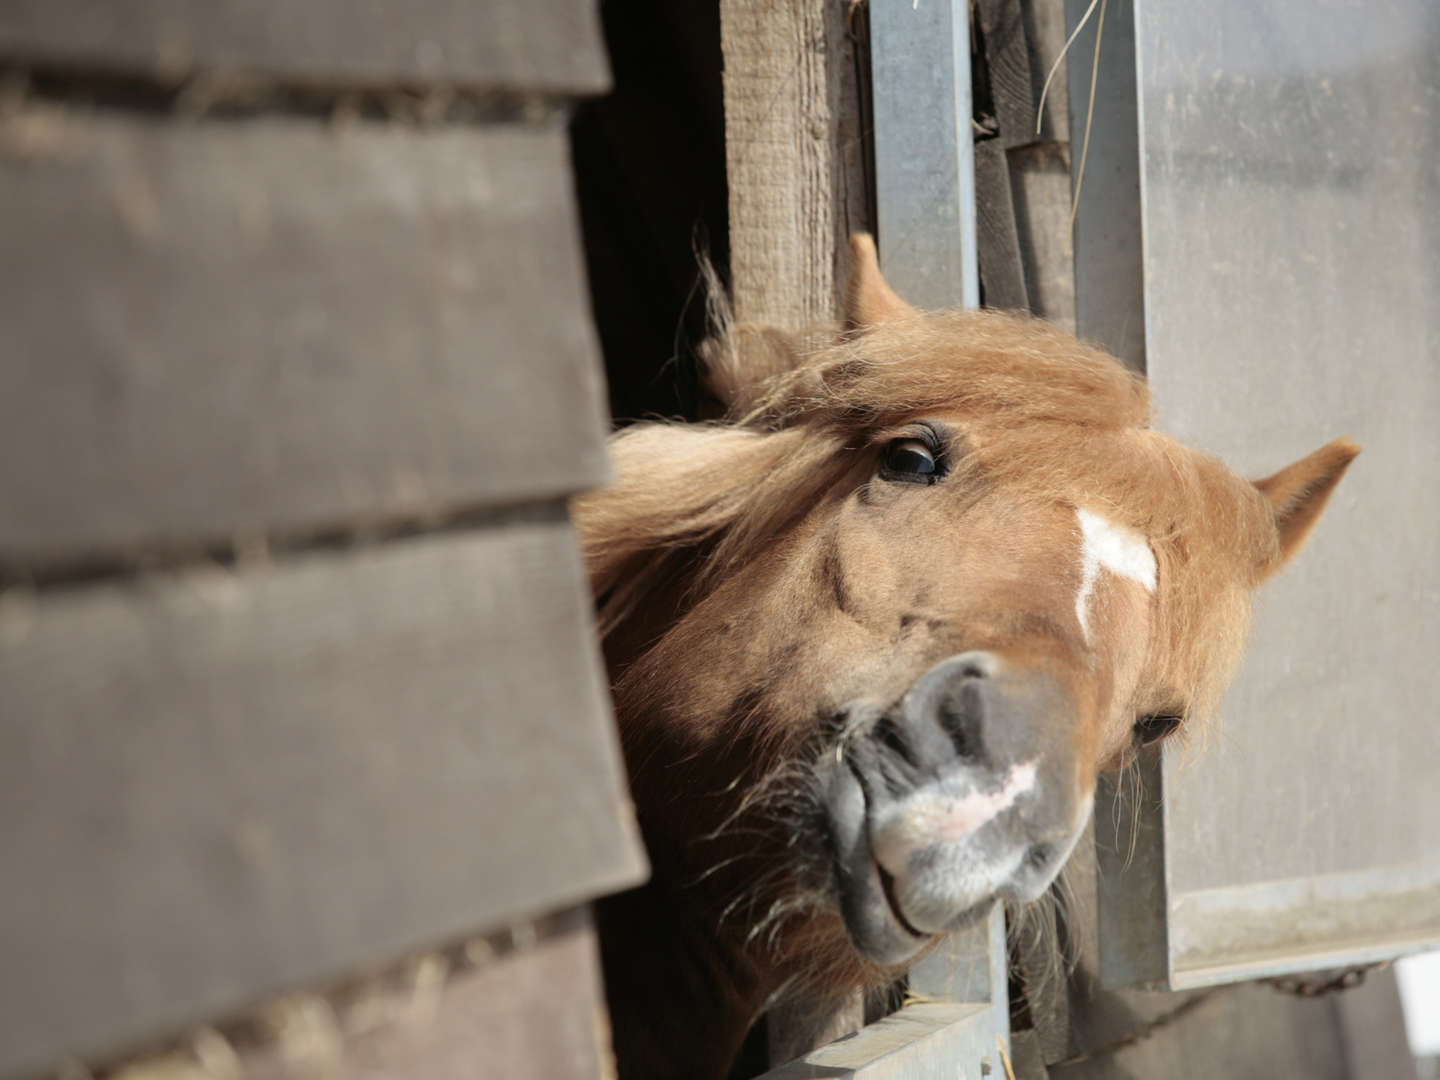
720;0;869;326
0;511;647;1076
1024;0;1071;143
0;112;610;565
972;0;1076;324
1008;141;1076;332
766;995;866;1072
759;1003;997;1080
974;139;1030;310
342;909;611;1080
239;909;613;1080
976;0;1036;149
96;908;615;1080
0;0;609;95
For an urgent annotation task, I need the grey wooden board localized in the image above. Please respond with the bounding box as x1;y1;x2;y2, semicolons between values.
337;908;611;1080
1023;1;1070;144
1003;0;1077;331
1108;0;1440;987
0;112;610;565
975;0;1035;149
0;0;609;95
0;511;647;1077
758;1003;997;1080
1007;142;1075;333
236;908;612;1080
973;139;1030;311
766;993;864;1071
719;0;873;1059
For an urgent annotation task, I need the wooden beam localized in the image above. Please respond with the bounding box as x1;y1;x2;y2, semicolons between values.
974;138;1031;310
759;1003;997;1080
720;0;869;327
0;512;646;1076
765;994;867;1073
0;113;610;565
0;0;610;94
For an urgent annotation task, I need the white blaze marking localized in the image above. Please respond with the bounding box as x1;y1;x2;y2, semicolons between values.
1074;508;1157;644
872;761;1038;875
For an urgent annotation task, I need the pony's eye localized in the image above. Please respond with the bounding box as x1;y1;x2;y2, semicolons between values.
880;438;939;483
1134;713;1183;746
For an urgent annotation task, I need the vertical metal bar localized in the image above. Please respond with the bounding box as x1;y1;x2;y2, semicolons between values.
868;0;1007;1064
907;903;1009;1053
870;0;980;310
1065;0;1145;372
1094;746;1172;989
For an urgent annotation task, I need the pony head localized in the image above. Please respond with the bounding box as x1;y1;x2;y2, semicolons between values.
577;235;1356;1069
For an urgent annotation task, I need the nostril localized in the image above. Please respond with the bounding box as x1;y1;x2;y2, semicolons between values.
872;716;920;769
935;679;984;760
936;700;973;759
950;650;997;680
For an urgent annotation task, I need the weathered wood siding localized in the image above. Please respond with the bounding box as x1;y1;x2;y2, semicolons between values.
0;0;609;94
0;118;609;562
0;3;641;1077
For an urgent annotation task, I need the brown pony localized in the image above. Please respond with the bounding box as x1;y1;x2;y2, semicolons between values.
575;236;1357;1079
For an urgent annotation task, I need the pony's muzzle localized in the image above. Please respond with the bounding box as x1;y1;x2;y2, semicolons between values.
836;652;1088;942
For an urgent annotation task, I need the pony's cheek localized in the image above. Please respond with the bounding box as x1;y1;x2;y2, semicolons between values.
826;494;979;622
1087;579;1159;761
811;507;907;626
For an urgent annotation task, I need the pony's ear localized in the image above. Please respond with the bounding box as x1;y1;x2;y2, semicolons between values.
845;233;917;330
699;325;809;419
1253;437;1361;582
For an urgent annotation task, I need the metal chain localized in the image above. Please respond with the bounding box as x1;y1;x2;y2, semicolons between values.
1048;987;1226;1068
1264;962;1386;998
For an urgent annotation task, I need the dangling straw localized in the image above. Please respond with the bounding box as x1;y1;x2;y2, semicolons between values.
1034;0;1099;136
998;1033;1019;1080
1031;0;1109;236
1070;0;1109;234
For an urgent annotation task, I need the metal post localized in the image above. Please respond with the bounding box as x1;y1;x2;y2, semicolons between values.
870;0;981;311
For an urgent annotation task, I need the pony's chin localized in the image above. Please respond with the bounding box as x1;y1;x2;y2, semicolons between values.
823;762;933;965
822;759;1011;965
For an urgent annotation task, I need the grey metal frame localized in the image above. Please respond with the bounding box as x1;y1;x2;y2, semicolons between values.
870;0;980;311
755;2;1005;1074
1073;0;1440;991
